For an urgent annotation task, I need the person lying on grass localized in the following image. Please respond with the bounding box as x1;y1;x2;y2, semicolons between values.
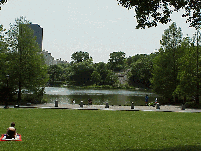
6;122;17;139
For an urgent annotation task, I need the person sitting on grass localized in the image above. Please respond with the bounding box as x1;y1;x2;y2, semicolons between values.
6;122;17;139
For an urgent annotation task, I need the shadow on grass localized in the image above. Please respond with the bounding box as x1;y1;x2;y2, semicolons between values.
121;145;201;151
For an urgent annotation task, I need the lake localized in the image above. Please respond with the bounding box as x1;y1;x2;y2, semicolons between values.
44;87;162;106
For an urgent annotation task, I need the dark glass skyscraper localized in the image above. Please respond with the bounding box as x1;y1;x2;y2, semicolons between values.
28;24;43;51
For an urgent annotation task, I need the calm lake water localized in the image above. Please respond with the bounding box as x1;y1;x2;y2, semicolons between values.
44;87;162;106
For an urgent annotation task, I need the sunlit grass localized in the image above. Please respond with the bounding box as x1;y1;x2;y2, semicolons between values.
0;109;201;150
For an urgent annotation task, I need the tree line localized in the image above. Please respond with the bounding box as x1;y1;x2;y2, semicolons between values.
0;16;201;105
47;51;155;89
48;22;201;104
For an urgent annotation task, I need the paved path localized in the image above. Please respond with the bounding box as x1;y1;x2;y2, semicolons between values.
2;103;201;113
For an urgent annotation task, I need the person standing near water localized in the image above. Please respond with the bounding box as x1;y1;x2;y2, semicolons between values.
145;95;149;106
72;99;75;104
155;98;158;104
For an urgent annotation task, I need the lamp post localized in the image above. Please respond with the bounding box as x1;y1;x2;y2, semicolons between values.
5;75;9;109
196;30;199;105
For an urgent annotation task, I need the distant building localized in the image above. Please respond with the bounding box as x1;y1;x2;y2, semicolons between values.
42;50;68;66
42;50;55;66
55;58;68;65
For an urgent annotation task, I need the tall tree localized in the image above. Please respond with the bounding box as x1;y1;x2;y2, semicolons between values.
151;22;183;101
71;51;92;63
0;24;10;105
117;0;201;29
108;51;126;71
6;16;48;102
69;52;94;86
128;54;155;88
174;37;196;98
48;64;63;85
175;31;201;104
94;62;110;85
0;25;8;83
69;61;94;86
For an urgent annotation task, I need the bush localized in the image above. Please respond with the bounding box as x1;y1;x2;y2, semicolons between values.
148;102;155;106
185;102;200;108
41;98;48;104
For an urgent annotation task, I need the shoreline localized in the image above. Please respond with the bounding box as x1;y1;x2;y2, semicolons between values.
1;103;201;112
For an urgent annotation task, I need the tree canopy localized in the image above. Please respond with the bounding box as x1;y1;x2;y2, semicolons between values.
5;16;48;101
151;22;183;100
71;51;92;63
117;0;201;29
0;25;8;74
108;51;126;71
0;0;7;10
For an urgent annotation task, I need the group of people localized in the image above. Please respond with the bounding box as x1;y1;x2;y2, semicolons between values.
72;98;93;105
145;95;158;106
72;96;157;106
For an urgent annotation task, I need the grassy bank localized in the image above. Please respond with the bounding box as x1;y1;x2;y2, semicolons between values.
0;109;201;150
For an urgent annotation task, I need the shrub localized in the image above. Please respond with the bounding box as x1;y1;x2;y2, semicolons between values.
185;102;200;108
148;102;155;106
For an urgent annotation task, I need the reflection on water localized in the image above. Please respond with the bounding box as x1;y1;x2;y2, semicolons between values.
44;87;162;106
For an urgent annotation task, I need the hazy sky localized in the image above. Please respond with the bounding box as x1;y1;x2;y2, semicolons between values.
0;0;197;63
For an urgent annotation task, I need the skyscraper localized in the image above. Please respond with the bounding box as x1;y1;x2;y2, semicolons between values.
28;24;43;51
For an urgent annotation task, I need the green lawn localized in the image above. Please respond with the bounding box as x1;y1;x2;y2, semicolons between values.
0;109;201;151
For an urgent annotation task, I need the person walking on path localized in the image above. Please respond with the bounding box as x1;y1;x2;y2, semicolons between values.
145;95;149;106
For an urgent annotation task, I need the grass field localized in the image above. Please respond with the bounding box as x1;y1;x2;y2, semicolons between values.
0;109;201;151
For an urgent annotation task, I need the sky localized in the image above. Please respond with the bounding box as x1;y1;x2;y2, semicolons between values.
0;0;197;63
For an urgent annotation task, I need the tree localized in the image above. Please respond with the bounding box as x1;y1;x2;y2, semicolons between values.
117;0;201;29
174;37;196;98
69;53;94;86
71;51;92;63
175;32;201;104
108;51;126;71
94;62;109;85
105;70;119;86
0;0;8;10
48;64;63;86
126;54;147;67
70;61;94;86
91;71;101;85
58;63;70;82
0;25;8;83
151;22;183;101
128;54;155;88
0;25;10;105
6;16;48;102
